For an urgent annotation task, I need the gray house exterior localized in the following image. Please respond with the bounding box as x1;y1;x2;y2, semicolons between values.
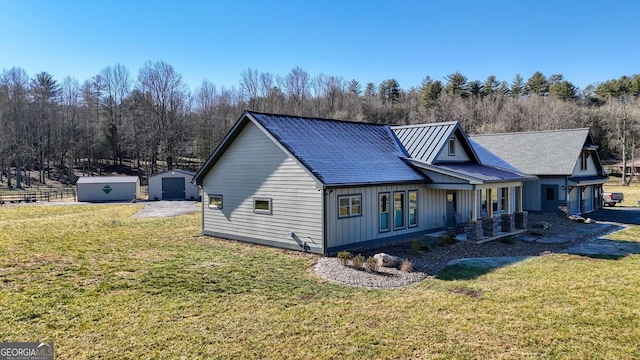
472;128;607;215
193;111;534;254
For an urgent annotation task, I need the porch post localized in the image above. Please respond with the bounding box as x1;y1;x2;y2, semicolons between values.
505;187;511;213
471;189;478;221
487;188;493;218
517;186;523;212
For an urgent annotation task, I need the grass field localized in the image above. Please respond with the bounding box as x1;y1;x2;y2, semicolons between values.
1;204;639;359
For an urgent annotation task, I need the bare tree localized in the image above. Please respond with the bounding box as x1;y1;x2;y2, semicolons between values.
100;64;133;166
138;60;189;171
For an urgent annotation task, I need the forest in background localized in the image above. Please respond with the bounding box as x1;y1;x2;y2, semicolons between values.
1;61;640;187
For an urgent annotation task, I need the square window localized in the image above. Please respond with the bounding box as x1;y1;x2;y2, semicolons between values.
209;195;223;209
253;198;272;214
338;194;362;218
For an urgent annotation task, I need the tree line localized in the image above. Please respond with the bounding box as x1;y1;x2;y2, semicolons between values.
1;62;639;187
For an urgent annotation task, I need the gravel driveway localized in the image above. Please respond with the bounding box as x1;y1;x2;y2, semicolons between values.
132;200;200;218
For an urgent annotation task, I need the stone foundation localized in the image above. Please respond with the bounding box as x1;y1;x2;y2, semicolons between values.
515;211;528;229
465;220;483;243
482;217;500;237
501;213;515;232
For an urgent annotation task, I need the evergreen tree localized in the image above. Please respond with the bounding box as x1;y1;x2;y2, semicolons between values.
524;71;549;96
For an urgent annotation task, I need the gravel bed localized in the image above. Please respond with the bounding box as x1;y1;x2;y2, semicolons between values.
313;213;617;289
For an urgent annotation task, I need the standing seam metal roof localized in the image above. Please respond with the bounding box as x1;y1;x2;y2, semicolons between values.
392;122;458;164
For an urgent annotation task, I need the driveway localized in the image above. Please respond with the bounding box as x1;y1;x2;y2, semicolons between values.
132;201;201;218
586;207;640;225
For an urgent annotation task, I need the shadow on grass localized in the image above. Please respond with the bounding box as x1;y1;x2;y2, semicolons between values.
435;256;529;281
436;238;640;281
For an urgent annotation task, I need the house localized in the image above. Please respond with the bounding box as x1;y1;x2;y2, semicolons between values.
192;111;535;254
472;128;608;215
148;169;200;201
76;176;140;202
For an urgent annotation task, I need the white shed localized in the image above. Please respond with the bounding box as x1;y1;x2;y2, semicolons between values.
148;169;199;201
76;176;140;202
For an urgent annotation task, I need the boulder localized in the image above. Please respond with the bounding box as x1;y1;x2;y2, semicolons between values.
532;221;551;229
373;253;403;268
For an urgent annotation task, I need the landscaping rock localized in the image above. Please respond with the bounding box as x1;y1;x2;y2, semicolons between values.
373;253;403;267
533;221;551;229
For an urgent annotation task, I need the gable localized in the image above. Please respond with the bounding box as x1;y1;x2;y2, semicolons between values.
392;122;479;165
471;128;596;176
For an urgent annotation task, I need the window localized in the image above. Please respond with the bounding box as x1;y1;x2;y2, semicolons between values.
394;192;405;229
253;197;272;214
580;152;588;171
209;195;223;209
545;187;555;201
448;138;456;156
338;194;361;218
379;193;390;232
408;190;418;227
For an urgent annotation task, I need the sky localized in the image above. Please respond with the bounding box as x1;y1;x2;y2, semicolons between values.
1;0;640;93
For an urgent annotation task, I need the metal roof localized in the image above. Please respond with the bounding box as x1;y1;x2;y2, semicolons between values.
193;111;428;186
76;176;139;184
471;128;593;175
149;169;195;178
392;121;480;165
436;163;537;183
250;112;427;186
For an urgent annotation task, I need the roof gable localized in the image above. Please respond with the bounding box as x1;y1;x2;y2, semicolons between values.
193;111;427;186
392;121;480;164
471;128;596;175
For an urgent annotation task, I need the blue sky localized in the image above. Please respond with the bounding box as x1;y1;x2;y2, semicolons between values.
1;0;639;92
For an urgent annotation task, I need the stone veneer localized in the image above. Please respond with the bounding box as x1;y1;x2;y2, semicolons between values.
515;211;528;229
501;213;515;233
482;217;500;237
465;220;483;243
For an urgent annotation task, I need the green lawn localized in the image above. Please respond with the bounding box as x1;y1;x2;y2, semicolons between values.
1;205;639;359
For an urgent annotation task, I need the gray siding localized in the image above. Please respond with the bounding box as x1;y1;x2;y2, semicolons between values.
76;180;139;202
571;152;599;176
523;177;566;212
148;171;200;200
326;185;446;249
435;136;470;162
201;122;324;253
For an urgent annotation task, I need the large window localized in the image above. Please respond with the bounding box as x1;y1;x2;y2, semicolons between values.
209;195;223;209
379;193;390;232
338;194;361;218
408;190;418;227
253;197;272;214
394;192;405;229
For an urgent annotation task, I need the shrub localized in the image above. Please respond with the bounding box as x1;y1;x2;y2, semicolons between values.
351;254;365;269
364;256;379;272
400;259;413;273
500;237;515;244
438;232;457;246
337;251;352;266
411;239;431;252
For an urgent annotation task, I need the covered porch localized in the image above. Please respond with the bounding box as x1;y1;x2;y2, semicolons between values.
409;160;537;243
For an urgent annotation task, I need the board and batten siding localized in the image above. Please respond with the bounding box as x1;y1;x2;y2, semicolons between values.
571;152;599;176
523;177;566;212
201;122;324;253
325;185;446;250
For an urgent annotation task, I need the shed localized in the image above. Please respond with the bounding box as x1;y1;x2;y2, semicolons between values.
148;169;200;200
76;176;140;202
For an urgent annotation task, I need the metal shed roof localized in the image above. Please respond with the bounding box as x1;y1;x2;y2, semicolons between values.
148;169;195;179
76;176;139;184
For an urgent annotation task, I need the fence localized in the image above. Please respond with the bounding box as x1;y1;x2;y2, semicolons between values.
0;187;76;204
